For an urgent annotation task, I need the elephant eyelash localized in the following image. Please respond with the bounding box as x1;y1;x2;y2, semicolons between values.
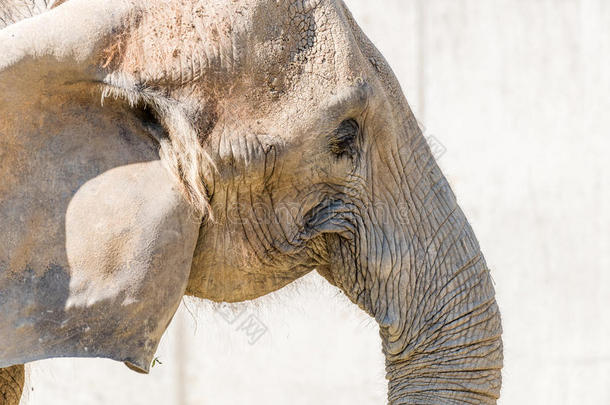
99;74;170;143
329;118;360;158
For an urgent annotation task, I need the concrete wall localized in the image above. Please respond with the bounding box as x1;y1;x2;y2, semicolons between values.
22;1;610;403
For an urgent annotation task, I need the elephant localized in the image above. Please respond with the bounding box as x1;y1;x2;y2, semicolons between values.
0;0;503;403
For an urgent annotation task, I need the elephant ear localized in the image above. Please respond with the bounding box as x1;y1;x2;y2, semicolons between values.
0;0;201;373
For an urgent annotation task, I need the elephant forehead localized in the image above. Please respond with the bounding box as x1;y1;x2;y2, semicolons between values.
108;0;342;88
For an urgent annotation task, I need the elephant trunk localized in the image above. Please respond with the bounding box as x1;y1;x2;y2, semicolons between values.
321;116;503;403
377;133;503;402
381;218;503;404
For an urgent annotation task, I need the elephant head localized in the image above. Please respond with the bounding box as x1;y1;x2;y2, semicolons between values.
0;0;503;403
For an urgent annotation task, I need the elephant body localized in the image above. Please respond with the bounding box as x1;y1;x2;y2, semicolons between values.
0;0;503;403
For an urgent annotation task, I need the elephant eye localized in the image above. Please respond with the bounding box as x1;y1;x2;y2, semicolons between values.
329;118;360;158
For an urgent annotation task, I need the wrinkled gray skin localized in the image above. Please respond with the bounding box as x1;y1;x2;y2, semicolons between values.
0;0;503;403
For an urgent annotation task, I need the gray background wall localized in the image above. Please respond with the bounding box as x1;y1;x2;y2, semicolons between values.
21;0;610;403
